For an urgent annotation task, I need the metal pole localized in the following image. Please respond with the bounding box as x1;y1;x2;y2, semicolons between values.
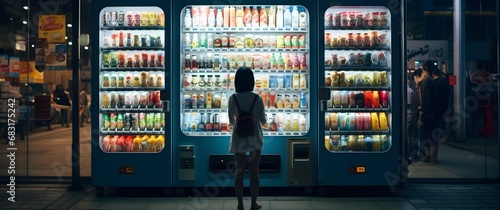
68;0;83;191
453;0;466;142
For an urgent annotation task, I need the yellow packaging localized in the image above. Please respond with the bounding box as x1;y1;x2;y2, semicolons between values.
325;136;331;151
206;92;212;108
371;112;379;130
141;12;149;26
300;74;307;89
379;113;388;130
372;135;381;151
292;74;300;89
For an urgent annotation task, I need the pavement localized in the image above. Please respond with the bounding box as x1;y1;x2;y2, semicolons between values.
0;183;500;210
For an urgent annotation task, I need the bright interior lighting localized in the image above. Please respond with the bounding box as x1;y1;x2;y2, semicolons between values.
84;46;89;50
22;20;27;25
31;44;34;48
67;23;72;27
65;36;68;40
23;6;29;10
68;42;73;45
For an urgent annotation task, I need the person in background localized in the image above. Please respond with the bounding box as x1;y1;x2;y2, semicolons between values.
428;60;450;163
414;65;436;164
228;67;266;210
53;84;71;127
407;71;420;163
79;89;90;127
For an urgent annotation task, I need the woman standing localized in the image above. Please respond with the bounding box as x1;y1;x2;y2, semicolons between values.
228;67;266;210
53;84;71;127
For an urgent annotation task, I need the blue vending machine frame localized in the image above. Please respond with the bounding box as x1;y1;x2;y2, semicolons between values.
91;0;172;193
317;0;403;187
172;0;318;189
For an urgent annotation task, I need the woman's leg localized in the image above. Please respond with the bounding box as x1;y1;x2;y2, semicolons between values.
249;150;261;209
234;152;246;209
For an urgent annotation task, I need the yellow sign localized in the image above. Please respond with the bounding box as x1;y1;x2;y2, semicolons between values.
38;15;66;43
356;167;366;173
20;61;44;83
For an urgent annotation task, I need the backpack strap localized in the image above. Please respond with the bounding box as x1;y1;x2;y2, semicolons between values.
248;95;258;112
233;94;258;113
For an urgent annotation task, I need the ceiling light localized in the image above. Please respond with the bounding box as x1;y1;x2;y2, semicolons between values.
84;46;89;50
23;6;29;10
22;20;27;25
67;23;72;28
68;42;72;45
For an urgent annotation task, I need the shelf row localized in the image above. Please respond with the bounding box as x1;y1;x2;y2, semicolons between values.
101;47;164;52
184;131;308;136
184;68;309;73
101;129;165;135
183;27;308;32
183;48;308;52
182;87;307;92
182;108;308;113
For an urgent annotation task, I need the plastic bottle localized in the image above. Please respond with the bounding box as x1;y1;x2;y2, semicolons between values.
208;6;216;28
291;6;299;28
216;6;223;27
292;114;299;131
299;114;306;131
223;6;230;27
283;6;292;29
229;6;236;27
276;6;283;28
299;11;307;28
235;6;244;28
184;8;192;28
207;33;213;49
268;6;276;28
220;114;228;132
221;92;228;109
192;6;199;27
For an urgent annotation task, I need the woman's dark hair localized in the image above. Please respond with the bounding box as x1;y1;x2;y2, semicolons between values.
422;60;438;75
413;68;423;77
234;67;255;93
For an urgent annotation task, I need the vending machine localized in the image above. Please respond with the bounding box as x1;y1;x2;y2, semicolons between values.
91;0;171;194
172;0;318;188
318;1;403;186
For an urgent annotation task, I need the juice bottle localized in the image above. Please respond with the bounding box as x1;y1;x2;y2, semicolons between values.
235;6;244;28
244;6;251;27
223;6;230;27
259;6;267;27
292;53;300;70
371;112;379;130
300;54;307;70
268;6;276;28
325;136;331;151
299;114;307;131
363;113;371;130
292;114;299;131
229;6;236;27
355;113;364;130
277;53;284;70
284;113;291;131
380;91;388;108
329;113;338;130
364;90;373;108
276;6;283;28
285;53;292;70
291;6;299;28
251;6;259;28
379;113;388;130
216;6;223;27
372;91;380;108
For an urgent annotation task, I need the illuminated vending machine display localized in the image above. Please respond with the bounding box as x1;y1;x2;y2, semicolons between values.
180;5;311;137
318;4;401;187
173;3;316;187
99;7;166;153
91;3;170;192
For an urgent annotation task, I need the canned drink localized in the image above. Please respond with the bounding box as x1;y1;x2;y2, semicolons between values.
141;12;149;26
133;35;140;47
126;11;133;26
141;35;148;47
134;12;141;26
149;53;156;67
157;53;164;67
184;94;192;109
149;36;158;47
158;12;165;26
149;12;157;26
110;11;117;26
117;11;125;26
103;11;110;26
141;53;148;67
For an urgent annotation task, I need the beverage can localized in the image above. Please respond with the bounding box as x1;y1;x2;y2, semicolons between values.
103;11;110;26
184;94;191;109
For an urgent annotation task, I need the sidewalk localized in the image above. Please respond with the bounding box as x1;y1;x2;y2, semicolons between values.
1;183;499;210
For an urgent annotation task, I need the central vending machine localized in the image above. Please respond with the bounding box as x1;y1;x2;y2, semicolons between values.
172;0;318;188
317;0;403;187
91;0;172;194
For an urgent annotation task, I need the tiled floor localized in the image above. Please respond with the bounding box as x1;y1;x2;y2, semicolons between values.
1;184;499;210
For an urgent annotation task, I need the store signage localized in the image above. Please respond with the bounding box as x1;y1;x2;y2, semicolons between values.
0;55;9;76
407;40;448;61
20;61;44;83
9;57;19;77
38;15;66;43
470;70;498;85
